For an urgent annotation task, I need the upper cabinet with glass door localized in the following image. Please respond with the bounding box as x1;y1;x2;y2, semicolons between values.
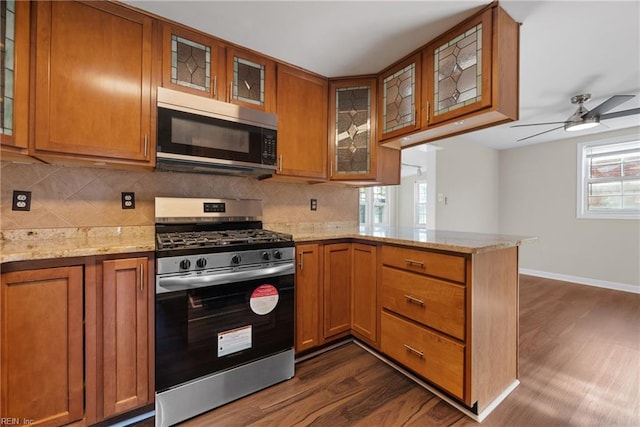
1;0;30;156
377;53;422;141
226;47;276;113
331;77;400;185
161;24;225;99
420;5;519;139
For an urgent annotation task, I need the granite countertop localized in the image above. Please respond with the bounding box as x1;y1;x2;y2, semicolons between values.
273;225;536;254
1;225;535;264
0;226;156;264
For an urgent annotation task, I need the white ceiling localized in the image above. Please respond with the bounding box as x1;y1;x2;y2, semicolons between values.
124;0;640;150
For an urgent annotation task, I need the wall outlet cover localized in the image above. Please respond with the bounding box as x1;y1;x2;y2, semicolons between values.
12;190;31;211
122;192;135;209
310;199;317;211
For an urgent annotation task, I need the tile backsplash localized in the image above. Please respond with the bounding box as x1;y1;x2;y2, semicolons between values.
0;161;358;231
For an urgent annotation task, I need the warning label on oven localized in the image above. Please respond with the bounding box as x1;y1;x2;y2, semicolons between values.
218;325;252;357
250;284;279;315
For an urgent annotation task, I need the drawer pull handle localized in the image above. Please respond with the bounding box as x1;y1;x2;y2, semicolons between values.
404;294;425;306
405;259;425;268
403;344;424;358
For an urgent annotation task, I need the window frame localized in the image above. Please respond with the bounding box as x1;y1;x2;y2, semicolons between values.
413;180;428;227
576;135;640;220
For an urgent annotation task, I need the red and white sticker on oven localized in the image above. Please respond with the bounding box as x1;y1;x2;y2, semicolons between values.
249;284;279;315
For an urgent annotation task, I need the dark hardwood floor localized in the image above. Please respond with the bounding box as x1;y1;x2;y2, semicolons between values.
142;275;640;426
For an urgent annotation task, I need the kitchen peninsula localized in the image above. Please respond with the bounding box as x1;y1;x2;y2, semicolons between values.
1;226;533;423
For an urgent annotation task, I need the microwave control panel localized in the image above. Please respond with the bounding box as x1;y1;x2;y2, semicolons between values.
262;131;277;165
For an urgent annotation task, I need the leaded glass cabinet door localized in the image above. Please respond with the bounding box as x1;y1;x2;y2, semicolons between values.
330;78;378;180
226;47;276;113
426;9;492;125
0;0;29;151
378;53;421;141
162;24;222;99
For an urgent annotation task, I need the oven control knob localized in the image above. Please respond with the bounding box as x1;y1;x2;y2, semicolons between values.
196;258;207;269
273;250;282;260
179;259;191;270
231;254;241;265
261;251;271;261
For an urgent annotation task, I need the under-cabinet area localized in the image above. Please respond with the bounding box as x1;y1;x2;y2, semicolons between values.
293;234;522;416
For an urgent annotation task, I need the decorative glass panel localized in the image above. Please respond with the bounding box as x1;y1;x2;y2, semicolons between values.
335;86;371;175
433;23;482;116
382;64;415;133
233;57;264;106
171;35;211;92
1;0;15;135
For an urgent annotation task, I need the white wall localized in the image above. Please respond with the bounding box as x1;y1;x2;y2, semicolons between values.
499;127;640;289
434;139;500;233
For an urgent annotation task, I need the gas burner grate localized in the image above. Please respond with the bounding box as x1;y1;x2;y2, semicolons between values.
156;229;293;251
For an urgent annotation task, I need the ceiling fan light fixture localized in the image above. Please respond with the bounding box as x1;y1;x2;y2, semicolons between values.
564;117;600;132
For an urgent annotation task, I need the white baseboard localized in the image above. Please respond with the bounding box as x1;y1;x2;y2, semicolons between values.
519;268;640;294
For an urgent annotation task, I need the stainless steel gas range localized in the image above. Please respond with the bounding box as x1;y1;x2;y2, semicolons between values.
154;197;295;427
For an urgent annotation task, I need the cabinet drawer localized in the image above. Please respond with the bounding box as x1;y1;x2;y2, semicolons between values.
381;266;465;340
381;245;466;283
381;311;465;400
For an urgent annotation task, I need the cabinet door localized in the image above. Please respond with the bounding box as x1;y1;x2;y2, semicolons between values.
276;64;328;180
424;8;492;126
323;243;352;338
33;1;153;165
226;47;276;112
161;23;225;99
102;257;150;417
1;266;84;426
0;0;29;153
329;78;378;180
378;53;422;141
351;243;377;345
295;244;322;352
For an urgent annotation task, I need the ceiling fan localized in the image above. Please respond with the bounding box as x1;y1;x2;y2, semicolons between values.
512;93;640;142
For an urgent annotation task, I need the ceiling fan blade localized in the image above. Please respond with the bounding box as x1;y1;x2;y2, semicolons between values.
583;95;635;119
599;107;640;120
511;121;567;128
517;125;565;142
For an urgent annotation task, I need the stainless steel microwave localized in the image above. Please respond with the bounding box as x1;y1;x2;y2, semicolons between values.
156;87;277;177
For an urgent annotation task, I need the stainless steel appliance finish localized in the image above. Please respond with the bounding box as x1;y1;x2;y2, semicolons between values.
156;87;278;177
154;197;295;427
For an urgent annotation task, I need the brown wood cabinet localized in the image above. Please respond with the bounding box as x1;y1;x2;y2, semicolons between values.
0;252;154;425
161;23;225;100
323;243;352;339
0;1;31;159
275;64;328;181
1;266;85;426
329;77;401;186
379;3;518;148
226;46;276;112
101;256;153;418
295;244;322;352
379;243;519;413
32;1;154;167
350;243;377;346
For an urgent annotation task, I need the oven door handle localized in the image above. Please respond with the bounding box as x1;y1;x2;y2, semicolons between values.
156;262;295;293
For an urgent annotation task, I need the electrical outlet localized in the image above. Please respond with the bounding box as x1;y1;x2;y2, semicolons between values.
121;192;135;209
310;199;317;211
12;190;31;211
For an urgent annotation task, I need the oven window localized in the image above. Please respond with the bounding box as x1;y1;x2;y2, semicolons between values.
171;116;250;153
155;274;294;392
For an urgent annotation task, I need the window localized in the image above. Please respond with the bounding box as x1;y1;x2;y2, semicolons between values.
359;186;392;226
414;180;428;226
577;137;640;219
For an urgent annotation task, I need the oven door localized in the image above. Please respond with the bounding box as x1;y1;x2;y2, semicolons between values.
155;267;294;392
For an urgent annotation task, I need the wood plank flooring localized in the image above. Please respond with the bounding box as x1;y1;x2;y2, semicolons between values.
139;275;640;426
